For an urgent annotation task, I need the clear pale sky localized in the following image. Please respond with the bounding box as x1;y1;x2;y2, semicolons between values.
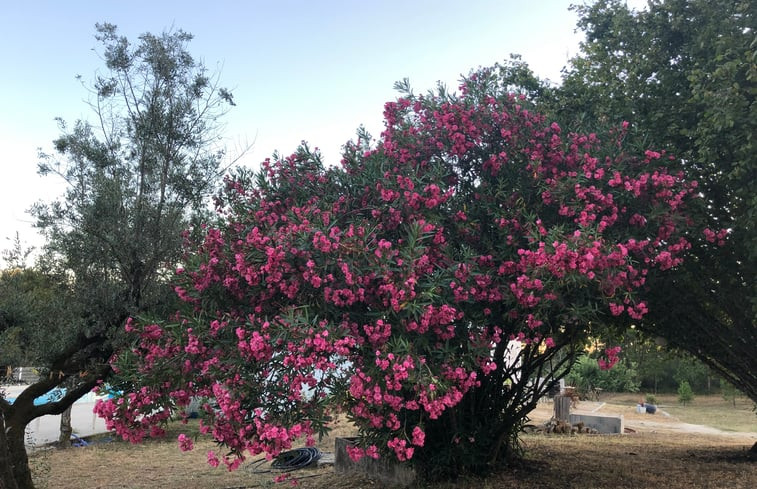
0;0;645;262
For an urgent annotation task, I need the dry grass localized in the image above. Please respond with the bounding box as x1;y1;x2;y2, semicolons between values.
632;393;756;433
30;395;756;489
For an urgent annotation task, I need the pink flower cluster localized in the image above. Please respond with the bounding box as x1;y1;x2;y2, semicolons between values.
178;433;193;452
703;227;728;246
598;346;622;370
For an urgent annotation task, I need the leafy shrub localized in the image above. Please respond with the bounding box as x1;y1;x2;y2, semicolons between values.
678;381;694;406
720;379;740;407
566;355;640;398
96;63;705;481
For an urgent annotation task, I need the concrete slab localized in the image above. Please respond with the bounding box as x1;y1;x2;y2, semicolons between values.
569;413;624;434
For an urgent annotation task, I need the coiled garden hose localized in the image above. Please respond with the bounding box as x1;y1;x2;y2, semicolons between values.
247;447;322;473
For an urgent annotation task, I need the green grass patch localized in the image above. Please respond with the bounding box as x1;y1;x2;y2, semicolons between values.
604;393;757;432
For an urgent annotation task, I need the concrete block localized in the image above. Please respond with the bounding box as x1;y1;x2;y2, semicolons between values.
569;413;624;434
335;437;415;487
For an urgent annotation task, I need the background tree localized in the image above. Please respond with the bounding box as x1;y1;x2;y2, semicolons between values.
0;234;34;271
0;23;237;489
603;329;719;394
677;380;694;406
566;354;640;398
556;0;756;402
0;268;77;371
721;379;740;408
97;64;705;481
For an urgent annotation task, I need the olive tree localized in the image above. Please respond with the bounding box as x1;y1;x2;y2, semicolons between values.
0;23;238;489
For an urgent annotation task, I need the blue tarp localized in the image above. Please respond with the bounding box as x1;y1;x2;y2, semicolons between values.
4;388;66;405
4;388;111;405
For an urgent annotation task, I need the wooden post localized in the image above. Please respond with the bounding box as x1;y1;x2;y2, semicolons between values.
553;394;571;422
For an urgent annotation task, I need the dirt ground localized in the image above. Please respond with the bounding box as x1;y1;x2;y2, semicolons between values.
30;395;756;489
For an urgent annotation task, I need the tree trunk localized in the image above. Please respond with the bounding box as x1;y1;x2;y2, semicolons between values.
1;418;33;489
58;406;72;447
0;366;108;489
0;411;20;489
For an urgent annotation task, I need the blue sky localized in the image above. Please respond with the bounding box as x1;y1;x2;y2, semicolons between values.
0;0;645;261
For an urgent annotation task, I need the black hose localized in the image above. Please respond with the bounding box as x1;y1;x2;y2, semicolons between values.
272;447;321;470
247;447;322;474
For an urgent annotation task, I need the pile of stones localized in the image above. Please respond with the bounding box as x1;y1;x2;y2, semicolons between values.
524;419;600;435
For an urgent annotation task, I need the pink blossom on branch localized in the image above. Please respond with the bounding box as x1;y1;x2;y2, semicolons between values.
178;433;194;452
599;346;622;370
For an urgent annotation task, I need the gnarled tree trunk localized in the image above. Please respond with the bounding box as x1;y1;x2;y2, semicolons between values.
0;364;107;489
0;411;20;489
0;410;31;489
5;425;31;489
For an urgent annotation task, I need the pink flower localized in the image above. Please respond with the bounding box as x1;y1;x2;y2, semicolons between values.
609;303;625;316
387;437;414;461
178;433;193;451
365;444;380;459
599;346;621;370
411;426;426;447
346;445;365;462
207;451;220;467
124;317;136;332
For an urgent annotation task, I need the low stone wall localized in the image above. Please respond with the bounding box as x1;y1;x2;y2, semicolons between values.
334;437;415;487
569;413;624;434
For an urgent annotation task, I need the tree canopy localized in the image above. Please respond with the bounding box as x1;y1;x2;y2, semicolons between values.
554;0;756;402
0;267;77;369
